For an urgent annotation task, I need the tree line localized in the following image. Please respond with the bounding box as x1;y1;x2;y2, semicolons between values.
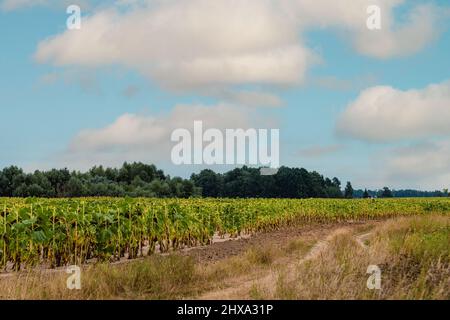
191;166;345;198
0;162;447;198
0;163;345;198
355;188;448;198
0;163;198;198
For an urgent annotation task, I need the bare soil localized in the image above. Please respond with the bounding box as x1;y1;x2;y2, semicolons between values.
181;220;375;264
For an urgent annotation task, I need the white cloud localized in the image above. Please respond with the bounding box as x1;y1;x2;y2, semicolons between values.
35;0;313;92
60;103;269;169
288;1;439;59
353;4;439;59
335;79;450;189
337;81;450;142
34;0;441;93
382;141;450;190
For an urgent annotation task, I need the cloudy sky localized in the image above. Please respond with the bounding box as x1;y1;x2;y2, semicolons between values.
1;0;449;190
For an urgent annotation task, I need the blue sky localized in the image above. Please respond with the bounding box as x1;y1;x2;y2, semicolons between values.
1;0;449;190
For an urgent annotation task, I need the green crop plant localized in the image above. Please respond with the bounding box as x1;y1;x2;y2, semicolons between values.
0;197;448;270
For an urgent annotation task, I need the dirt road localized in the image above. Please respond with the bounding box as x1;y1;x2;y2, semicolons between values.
194;221;377;300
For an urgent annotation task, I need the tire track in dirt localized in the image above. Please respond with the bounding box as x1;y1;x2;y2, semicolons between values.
197;227;353;300
197;226;374;300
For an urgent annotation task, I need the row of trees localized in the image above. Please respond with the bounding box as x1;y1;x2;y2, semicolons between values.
191;166;347;198
0;163;348;199
1;163;447;199
0;163;199;198
355;188;448;198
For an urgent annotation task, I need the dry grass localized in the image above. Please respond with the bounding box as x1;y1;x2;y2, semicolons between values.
0;255;198;299
0;235;312;299
271;215;449;300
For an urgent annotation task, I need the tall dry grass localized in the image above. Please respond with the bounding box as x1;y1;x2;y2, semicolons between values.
270;215;449;300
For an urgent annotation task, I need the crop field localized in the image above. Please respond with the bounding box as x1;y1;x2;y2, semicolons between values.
1;197;449;271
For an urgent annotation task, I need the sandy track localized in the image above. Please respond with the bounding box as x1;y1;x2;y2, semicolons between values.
181;221;371;264
197;225;374;300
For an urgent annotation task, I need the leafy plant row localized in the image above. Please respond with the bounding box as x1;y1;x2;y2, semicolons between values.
0;197;449;270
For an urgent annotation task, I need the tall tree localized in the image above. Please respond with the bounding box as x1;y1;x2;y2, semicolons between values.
380;187;393;198
344;182;354;199
191;169;223;197
363;189;370;198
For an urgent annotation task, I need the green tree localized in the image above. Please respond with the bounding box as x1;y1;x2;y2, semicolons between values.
0;166;23;196
66;177;85;197
191;169;223;197
332;177;341;189
363;189;370;198
344;182;354;199
45;168;71;196
380;187;393;198
27;184;45;197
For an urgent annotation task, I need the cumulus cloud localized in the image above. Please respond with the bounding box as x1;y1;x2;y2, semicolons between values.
60;103;269;169
34;0;441;93
35;0;313;92
382;141;450;189
336;80;450;189
286;1;440;58
337;81;450;142
353;4;438;58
